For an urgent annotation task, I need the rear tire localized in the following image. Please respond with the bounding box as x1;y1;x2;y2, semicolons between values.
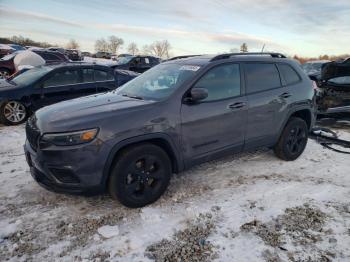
0;101;28;125
274;117;308;161
108;143;172;208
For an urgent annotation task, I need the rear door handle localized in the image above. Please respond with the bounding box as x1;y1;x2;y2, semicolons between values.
279;92;291;99
228;102;246;109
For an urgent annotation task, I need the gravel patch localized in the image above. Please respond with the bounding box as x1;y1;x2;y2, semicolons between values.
145;212;218;262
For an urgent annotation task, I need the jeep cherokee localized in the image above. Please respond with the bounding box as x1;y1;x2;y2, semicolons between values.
24;53;316;208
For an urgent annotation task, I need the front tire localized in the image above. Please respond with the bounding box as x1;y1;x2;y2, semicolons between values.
108;143;172;208
0;101;28;125
0;68;11;79
274;117;308;161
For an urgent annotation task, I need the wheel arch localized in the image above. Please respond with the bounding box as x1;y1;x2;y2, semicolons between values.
278;107;314;139
289;109;313;129
102;133;183;188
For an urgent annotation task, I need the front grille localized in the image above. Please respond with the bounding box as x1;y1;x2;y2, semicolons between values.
26;116;40;151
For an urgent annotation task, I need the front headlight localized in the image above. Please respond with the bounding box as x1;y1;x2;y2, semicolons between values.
41;128;99;146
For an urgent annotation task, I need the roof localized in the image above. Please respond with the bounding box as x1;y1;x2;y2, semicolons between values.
43;62;111;69
163;53;291;66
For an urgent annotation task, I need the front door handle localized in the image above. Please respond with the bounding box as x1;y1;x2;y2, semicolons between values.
279;92;291;99
228;102;246;109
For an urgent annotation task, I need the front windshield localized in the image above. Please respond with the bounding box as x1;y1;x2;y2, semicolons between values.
117;56;134;65
10;67;52;85
116;63;200;101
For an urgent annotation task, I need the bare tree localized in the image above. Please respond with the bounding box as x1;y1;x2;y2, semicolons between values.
127;42;139;55
143;40;171;59
108;36;124;54
95;38;109;52
240;43;248;53
66;39;80;49
141;44;151;55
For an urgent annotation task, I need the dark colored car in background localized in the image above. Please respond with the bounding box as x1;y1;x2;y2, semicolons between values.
0;63;139;125
47;47;66;54
24;53;315;208
0;50;70;79
114;69;140;87
8;44;26;51
315;60;350;116
111;55;160;73
65;49;82;61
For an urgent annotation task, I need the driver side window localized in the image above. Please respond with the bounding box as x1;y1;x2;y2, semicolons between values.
193;64;241;102
43;69;80;88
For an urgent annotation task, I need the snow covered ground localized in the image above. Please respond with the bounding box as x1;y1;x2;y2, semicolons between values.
0;122;349;261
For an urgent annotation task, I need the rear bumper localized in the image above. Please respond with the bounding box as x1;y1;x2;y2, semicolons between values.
24;140;107;195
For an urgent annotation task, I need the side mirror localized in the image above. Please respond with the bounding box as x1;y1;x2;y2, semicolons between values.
184;87;208;103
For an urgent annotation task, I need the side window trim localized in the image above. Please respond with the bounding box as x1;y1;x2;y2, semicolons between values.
243;62;282;95
187;62;243;103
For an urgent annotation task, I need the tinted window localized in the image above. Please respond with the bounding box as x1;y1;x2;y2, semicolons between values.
194;64;240;101
43;69;80;87
150;57;159;64
279;64;301;85
245;63;281;94
94;69;113;81
83;69;94;82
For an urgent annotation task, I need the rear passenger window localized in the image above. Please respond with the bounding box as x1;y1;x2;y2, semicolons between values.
94;70;114;81
83;69;94;82
245;63;281;94
278;64;301;85
194;64;241;101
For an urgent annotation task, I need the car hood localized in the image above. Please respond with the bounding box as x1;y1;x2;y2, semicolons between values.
0;80;18;92
321;62;350;81
35;91;154;132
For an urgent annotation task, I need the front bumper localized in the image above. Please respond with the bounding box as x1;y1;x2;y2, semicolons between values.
24;139;108;195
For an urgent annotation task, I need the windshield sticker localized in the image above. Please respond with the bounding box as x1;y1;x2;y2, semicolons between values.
180;65;201;71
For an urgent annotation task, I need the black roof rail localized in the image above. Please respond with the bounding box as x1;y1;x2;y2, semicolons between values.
210;52;287;62
167;55;201;61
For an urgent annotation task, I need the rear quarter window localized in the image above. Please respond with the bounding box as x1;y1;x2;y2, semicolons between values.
245;63;281;94
278;64;301;85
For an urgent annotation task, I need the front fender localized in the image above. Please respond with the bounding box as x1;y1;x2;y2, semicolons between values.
101;132;184;187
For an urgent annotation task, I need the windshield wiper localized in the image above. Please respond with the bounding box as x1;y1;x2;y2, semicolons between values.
121;93;144;100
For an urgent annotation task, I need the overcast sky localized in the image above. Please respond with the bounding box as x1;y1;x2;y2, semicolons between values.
1;0;349;56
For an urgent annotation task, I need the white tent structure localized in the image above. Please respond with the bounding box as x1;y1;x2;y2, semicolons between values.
13;50;45;71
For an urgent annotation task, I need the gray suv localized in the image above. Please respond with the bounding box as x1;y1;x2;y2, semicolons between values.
24;53;316;207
